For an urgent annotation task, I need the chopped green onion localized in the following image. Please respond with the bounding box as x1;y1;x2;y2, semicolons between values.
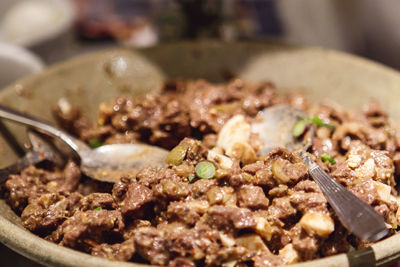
311;116;324;127
89;138;102;148
293;116;335;138
94;206;102;211
293;118;309;138
312;115;336;130
188;173;195;183
321;153;336;165
195;161;216;179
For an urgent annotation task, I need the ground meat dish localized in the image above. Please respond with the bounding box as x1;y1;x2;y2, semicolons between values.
3;79;400;266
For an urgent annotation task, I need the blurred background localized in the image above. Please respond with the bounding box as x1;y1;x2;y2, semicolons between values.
1;0;400;69
1;0;400;265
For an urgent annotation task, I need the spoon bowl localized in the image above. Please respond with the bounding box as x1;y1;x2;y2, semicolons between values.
252;104;313;154
80;144;168;182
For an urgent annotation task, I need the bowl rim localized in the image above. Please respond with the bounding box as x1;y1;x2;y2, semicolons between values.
0;41;400;267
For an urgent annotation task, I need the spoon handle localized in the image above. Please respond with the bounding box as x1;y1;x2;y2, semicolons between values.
302;155;388;242
0;103;89;153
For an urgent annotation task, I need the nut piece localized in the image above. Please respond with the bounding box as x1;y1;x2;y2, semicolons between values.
279;244;300;264
219;232;236;247
186;199;210;214
57;97;72;114
347;154;362;169
217;115;250;156
207;186;224;205
235;234;269;252
355;158;376;179
230;142;258;164
373;181;391;204
299;212;334;237
207;186;236;206
207;149;233;169
254;216;274;241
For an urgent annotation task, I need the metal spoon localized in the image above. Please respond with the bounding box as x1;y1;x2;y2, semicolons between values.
0;104;168;183
251;104;389;242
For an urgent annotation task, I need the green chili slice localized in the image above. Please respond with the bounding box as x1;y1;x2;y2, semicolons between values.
89;138;102;148
195;161;216;179
166;144;188;166
94;206;102;211
321;153;336;165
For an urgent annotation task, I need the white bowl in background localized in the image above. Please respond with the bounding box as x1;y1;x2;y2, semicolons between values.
0;0;75;48
0;43;44;88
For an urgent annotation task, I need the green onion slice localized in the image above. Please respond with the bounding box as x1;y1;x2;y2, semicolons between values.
293;118;309;138
321;153;336;165
312;115;336;130
89;138;102;148
195;161;216;179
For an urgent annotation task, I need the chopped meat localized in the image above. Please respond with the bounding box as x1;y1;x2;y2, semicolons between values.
292;236;319;260
5;166;59;212
168;224;220;262
136;168;178;188
153;180;190;200
91;238;135;261
293;180;320;193
237;185;269;209
168;257;195;267
22;193;81;235
167;200;209;226
60;161;81;192
252;253;285;267
58;209;124;249
79;193;116;211
205;205;256;231
350;180;379;205
134;227;171;265
289;191;328;213
116;183;153;217
267;197;297;221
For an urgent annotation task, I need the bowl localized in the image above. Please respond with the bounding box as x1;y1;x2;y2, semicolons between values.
0;0;75;48
0;42;44;88
0;41;400;266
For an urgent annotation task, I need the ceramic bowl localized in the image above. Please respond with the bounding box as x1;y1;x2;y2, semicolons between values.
0;42;400;266
0;0;75;48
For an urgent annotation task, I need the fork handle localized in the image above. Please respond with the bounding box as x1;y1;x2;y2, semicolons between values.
302;155;388;242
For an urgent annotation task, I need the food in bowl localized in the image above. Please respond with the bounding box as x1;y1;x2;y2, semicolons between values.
2;79;400;266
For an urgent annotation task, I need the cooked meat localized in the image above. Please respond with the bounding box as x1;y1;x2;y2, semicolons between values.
237;184;269;209
91;238;135;261
3;79;400;266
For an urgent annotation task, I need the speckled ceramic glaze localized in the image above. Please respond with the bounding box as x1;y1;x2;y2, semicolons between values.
0;42;400;267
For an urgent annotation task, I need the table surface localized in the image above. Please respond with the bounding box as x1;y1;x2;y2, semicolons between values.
1;243;43;266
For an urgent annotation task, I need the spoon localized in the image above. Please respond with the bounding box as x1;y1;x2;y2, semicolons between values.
251;104;389;242
0;104;168;183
